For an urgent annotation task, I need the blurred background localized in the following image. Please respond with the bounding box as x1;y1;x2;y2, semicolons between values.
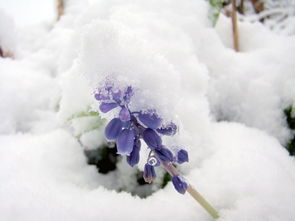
0;0;55;26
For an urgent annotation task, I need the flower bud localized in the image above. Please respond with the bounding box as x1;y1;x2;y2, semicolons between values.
126;139;141;167
172;175;188;194
154;146;174;162
177;149;189;164
143;164;156;183
116;129;135;155
142;128;162;149
105;118;123;140
95;92;110;101
156;122;177;136
119;106;131;122
99;102;118;113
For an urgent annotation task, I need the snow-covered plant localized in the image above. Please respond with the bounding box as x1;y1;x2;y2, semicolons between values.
95;81;219;219
240;0;295;35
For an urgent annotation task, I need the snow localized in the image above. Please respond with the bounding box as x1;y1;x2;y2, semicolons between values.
0;0;295;220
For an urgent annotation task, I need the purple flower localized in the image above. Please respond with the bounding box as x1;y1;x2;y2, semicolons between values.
95;83;190;195
127;139;141;167
123;86;133;103
172;175;188;194
138;111;162;129
154;146;174;162
99;102;118;113
156;122;177;136
112;90;122;103
116;129;135;155
119;106;131;122
95;92;110;101
143;164;156;183
177;149;189;164
142;128;162;149
105;118;123;140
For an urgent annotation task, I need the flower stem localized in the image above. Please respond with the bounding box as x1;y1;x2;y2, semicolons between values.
231;0;240;52
161;161;219;219
186;185;219;219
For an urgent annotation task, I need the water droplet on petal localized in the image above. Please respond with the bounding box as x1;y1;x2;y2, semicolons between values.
147;156;160;166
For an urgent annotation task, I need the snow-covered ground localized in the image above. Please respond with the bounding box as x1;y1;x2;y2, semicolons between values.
0;0;295;220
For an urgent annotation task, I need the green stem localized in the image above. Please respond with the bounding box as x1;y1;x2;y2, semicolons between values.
186;185;220;219
161;161;219;219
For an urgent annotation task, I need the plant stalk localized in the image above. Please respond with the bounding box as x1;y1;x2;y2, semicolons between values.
231;0;240;52
161;161;219;219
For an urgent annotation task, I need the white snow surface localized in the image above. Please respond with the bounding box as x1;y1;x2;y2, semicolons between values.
0;0;295;220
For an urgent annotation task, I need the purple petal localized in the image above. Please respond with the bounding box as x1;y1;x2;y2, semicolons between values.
112;90;122;103
99;102;118;113
123;86;133;103
172;175;188;194
142;128;162;149
105;118;123;140
119;106;131;122
154;146;174;162
156;122;177;136
95;93;110;101
143;164;156;183
126;139;141;167
116;129;135;155
138;112;162;129
177;149;189;164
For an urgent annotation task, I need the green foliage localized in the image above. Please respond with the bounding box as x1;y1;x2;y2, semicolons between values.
68;110;106;137
284;105;295;156
208;0;224;26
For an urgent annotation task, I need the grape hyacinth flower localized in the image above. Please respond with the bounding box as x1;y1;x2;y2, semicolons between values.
95;82;219;219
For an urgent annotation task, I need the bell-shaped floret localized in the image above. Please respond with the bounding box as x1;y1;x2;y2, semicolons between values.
156;122;177;136
99;102;118;113
154;146;174;162
177;149;189;164
105;118;123;140
143;164;156;183
142;128;162;149
119;106;131;122
126;139;141;167
172;175;188;194
138;112;162;129
116;129;135;155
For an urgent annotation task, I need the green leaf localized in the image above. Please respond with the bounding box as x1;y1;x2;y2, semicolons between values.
68;109;106;137
208;0;224;26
